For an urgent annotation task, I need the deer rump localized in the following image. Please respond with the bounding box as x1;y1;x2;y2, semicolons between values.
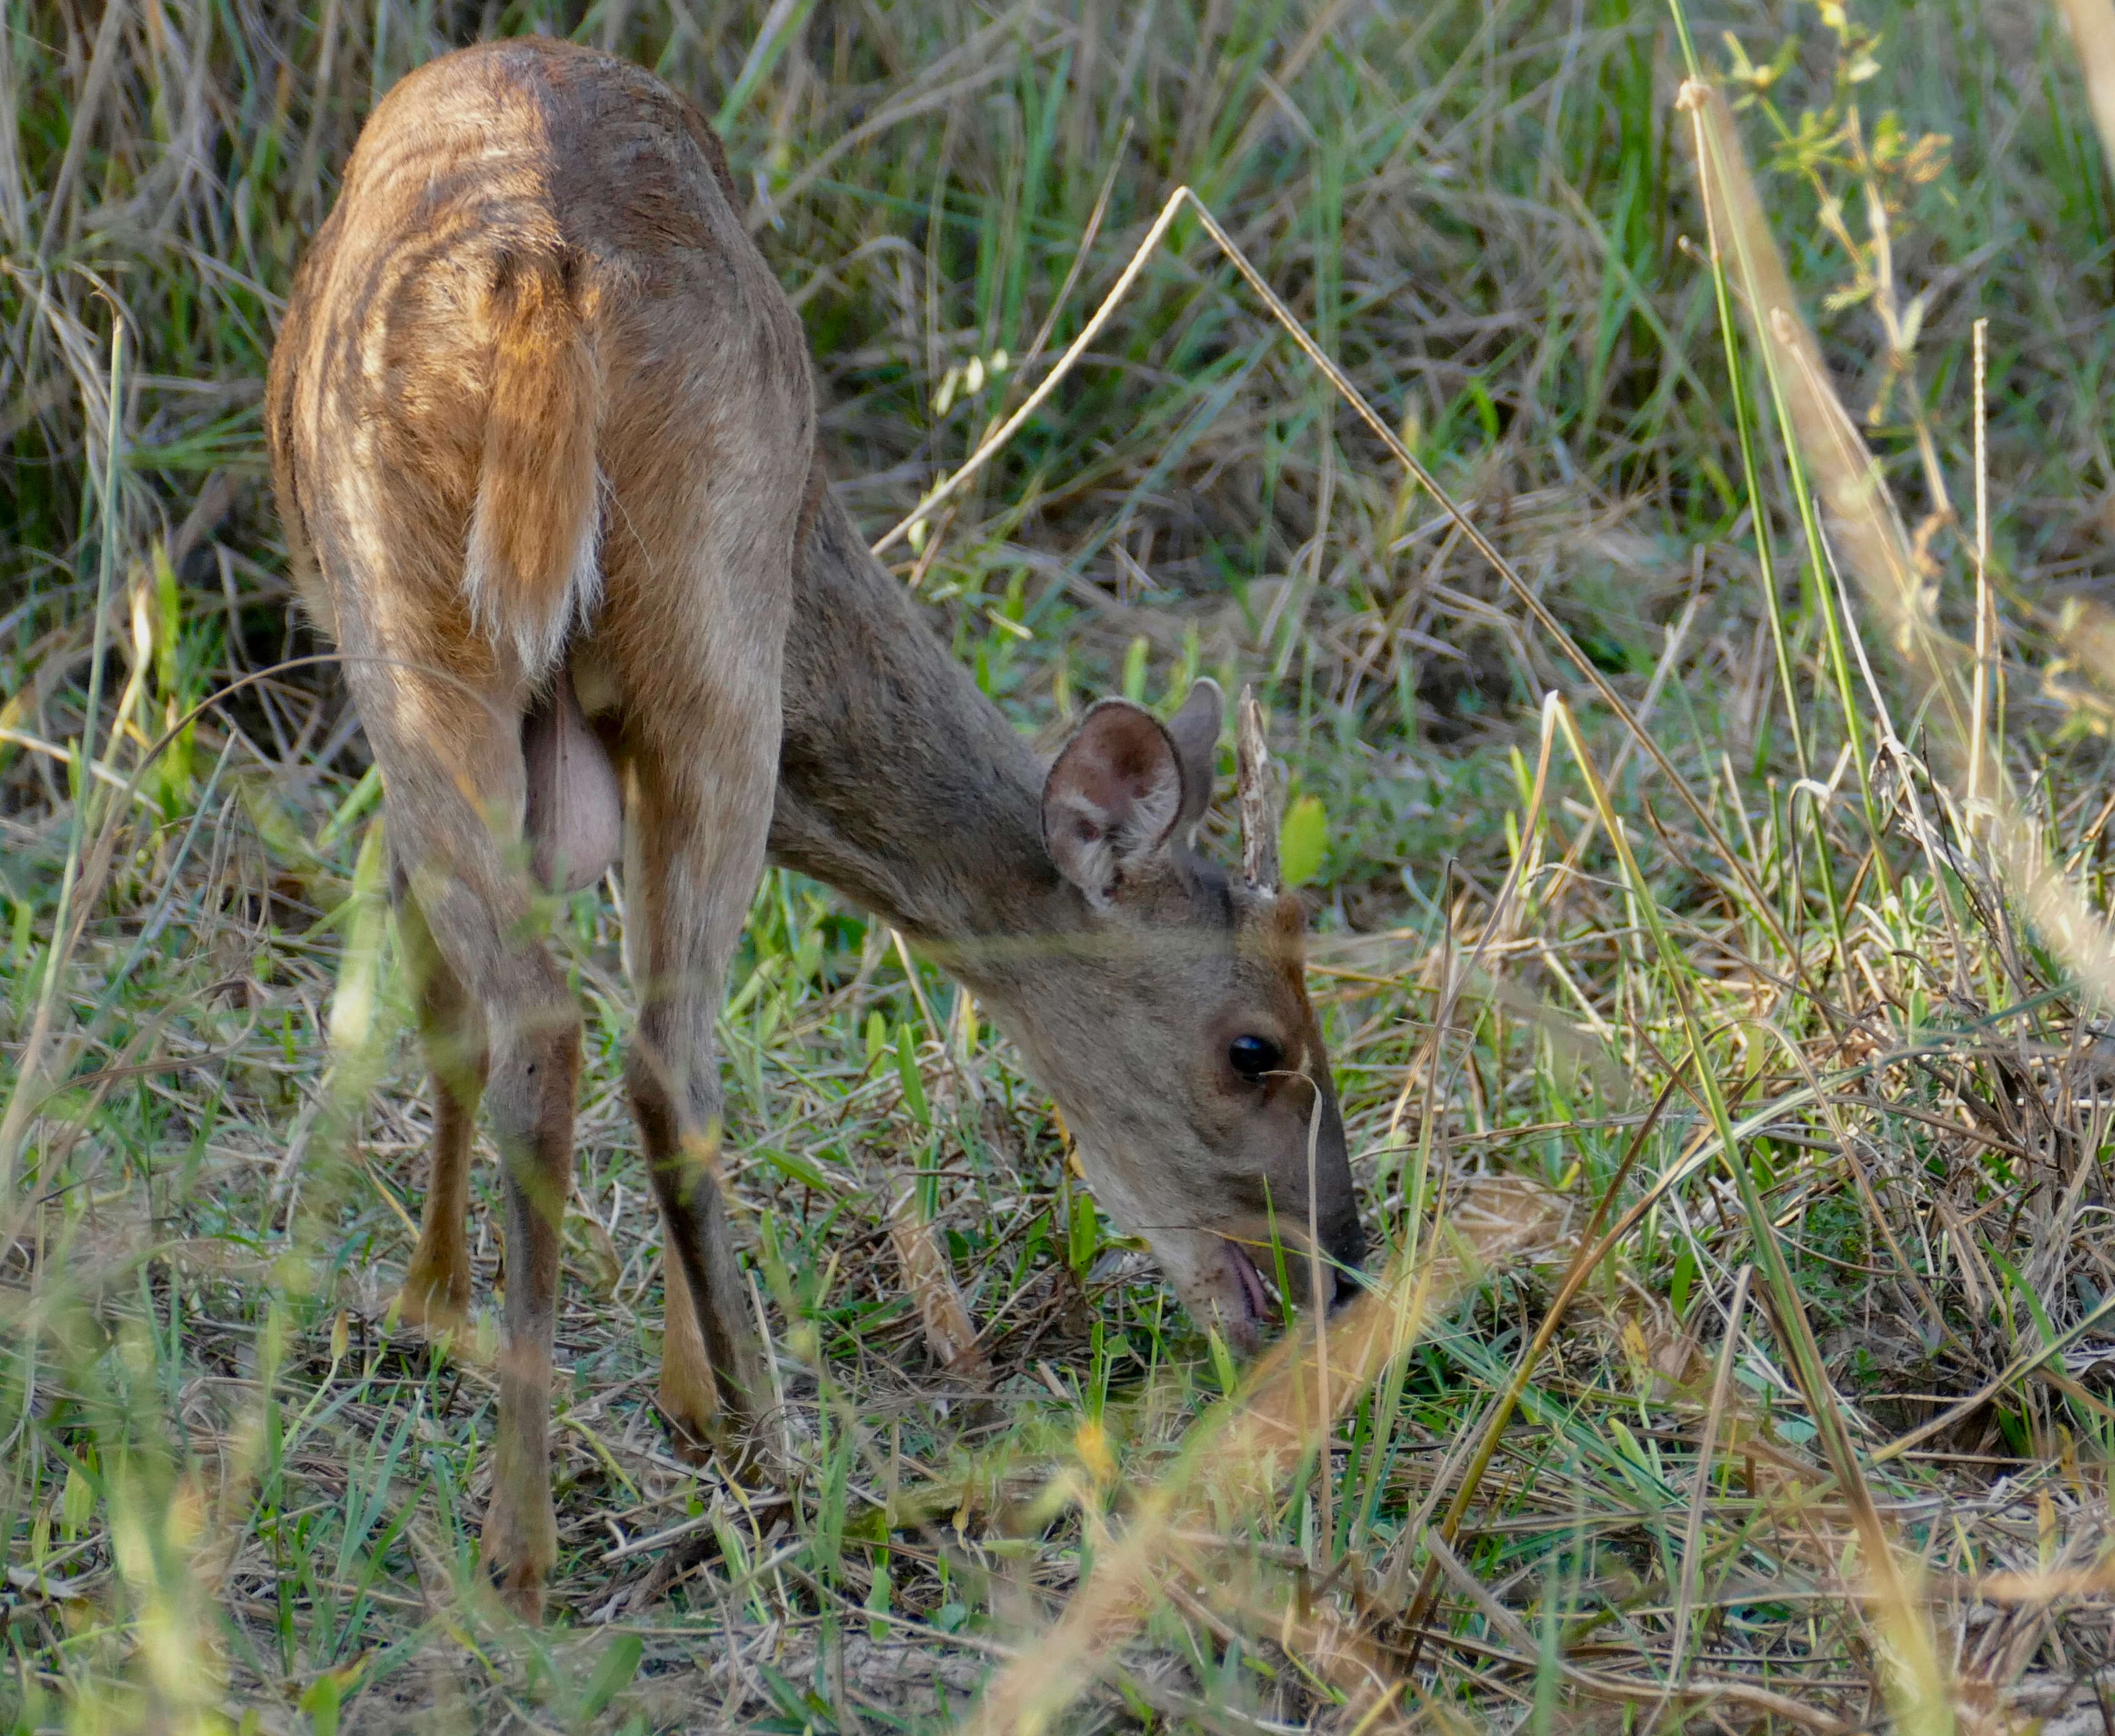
463;248;624;898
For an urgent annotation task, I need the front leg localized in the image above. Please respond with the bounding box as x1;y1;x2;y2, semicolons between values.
393;878;486;1336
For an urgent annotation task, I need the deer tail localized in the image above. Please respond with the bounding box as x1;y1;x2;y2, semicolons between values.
465;256;602;681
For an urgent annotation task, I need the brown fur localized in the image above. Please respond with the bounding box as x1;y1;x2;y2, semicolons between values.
467;259;602;677
269;39;1363;1622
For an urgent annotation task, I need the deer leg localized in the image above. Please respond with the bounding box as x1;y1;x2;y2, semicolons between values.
620;710;778;1459
393;876;487;1336
290;341;611;1617
630;1055;761;1458
479;980;581;1615
590;303;805;1460
348;665;578;1619
398;862;579;1617
654;1216;719;1460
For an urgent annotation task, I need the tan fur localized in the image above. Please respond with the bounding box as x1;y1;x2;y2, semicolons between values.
466;263;602;679
271;39;1364;1622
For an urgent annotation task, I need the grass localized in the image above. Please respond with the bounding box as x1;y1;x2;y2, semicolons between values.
8;0;2115;1728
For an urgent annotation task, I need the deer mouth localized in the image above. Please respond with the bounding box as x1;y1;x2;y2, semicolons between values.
1218;1231;1363;1323
1222;1238;1272;1325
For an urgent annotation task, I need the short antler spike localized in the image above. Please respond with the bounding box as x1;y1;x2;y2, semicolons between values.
1235;685;1280;894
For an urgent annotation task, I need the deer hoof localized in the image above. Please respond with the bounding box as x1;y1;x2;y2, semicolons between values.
662;1415;718;1468
393;1273;470;1340
655;1380;734;1466
480;1497;555;1622
483;1556;547;1623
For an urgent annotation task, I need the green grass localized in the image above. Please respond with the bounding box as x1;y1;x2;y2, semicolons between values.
8;0;2115;1730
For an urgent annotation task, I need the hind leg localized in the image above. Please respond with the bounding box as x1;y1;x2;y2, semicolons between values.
336;625;580;1616
623;712;777;1453
655;1217;724;1460
391;760;580;1614
596;336;805;1456
477;955;580;1615
394;874;486;1335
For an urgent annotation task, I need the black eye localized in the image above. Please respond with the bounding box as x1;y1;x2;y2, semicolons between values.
1228;1034;1283;1081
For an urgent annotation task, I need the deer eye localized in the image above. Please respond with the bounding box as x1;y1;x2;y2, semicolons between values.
1227;1034;1283;1081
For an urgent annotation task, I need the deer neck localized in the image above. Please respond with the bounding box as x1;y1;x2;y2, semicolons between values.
767;485;1077;986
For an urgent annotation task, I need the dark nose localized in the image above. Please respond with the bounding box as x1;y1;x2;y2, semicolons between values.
1326;1263;1365;1311
1325;1218;1368;1311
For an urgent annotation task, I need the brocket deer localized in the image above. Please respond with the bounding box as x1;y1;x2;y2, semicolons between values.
266;36;1365;1616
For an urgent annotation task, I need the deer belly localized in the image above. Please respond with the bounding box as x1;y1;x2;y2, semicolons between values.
523;664;622;894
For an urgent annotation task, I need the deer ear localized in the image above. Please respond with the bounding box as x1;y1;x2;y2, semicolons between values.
1164;678;1222;834
1042;700;1186;904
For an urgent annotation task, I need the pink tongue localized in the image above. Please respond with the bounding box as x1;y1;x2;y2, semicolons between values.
1229;1244;1270;1320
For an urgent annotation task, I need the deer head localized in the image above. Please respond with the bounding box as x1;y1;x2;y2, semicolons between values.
772;489;1367;1358
990;679;1366;1353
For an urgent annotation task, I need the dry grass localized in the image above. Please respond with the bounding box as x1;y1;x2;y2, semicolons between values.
9;1;2115;1731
